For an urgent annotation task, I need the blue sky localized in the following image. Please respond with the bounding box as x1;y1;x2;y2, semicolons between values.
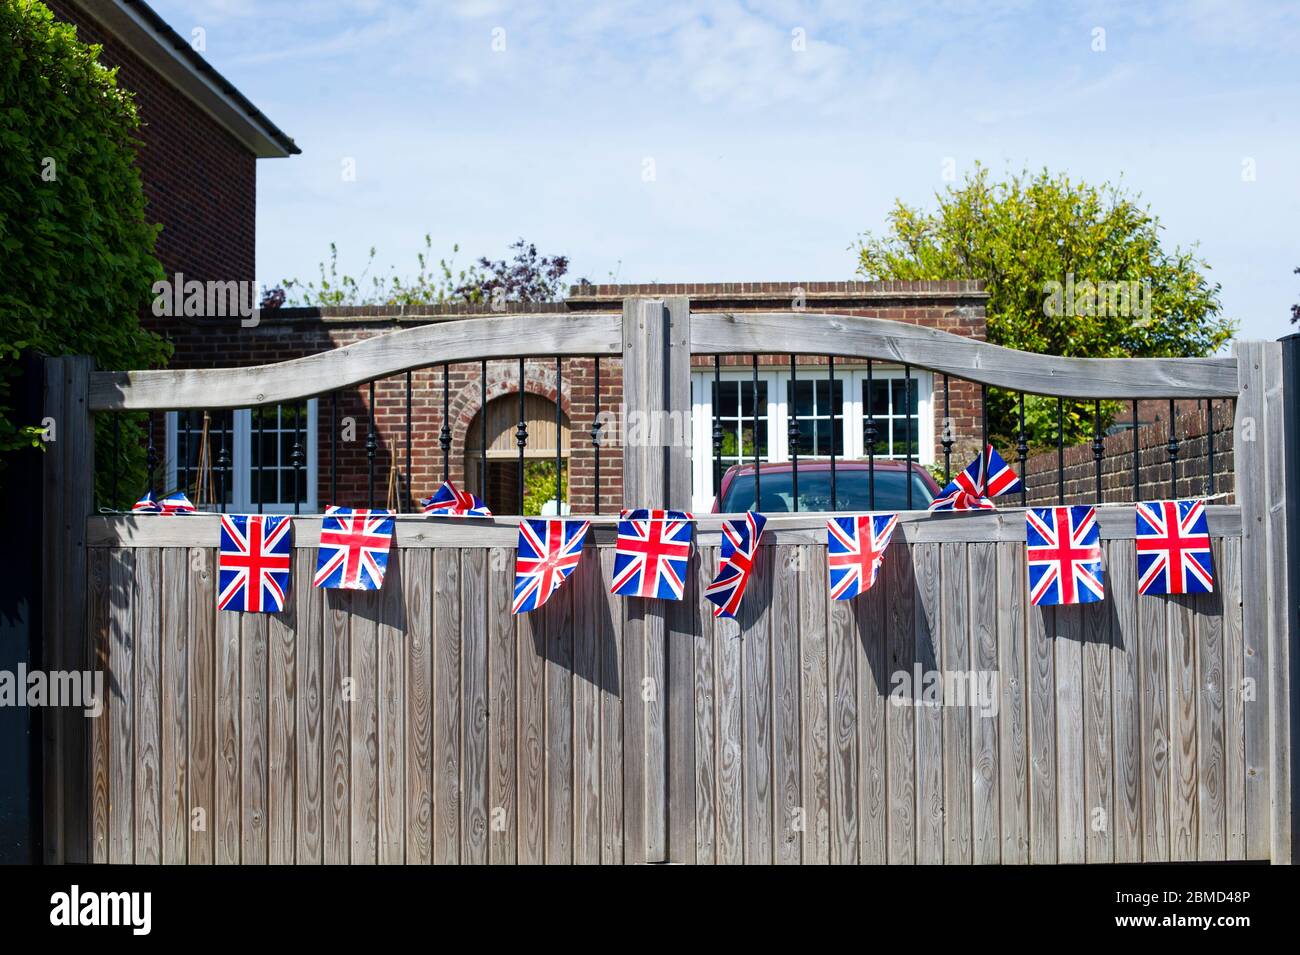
152;0;1299;342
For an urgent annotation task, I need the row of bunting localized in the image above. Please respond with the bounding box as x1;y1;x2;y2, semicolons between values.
133;445;1215;619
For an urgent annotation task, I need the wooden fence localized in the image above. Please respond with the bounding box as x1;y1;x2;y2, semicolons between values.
43;298;1296;864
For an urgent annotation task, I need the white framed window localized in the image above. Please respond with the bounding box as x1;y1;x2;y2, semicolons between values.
165;400;318;513
690;365;933;512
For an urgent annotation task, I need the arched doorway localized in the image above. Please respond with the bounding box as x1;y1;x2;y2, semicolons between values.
464;393;570;515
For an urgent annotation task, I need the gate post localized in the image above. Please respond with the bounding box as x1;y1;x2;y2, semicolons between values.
621;296;691;862
1234;340;1294;864
41;355;95;864
1279;333;1300;865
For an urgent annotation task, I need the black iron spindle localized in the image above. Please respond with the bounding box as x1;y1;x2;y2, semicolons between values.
828;355;837;511
1166;398;1179;499
405;371;413;513
146;414;157;497
1092;400;1104;503
480;359;488;502
752;355;760;511
1204;399;1215;496
1017;392;1029;507
255;407;264;514
1131;399;1139;503
517;358;527;515
366;383;377;509
905;365;914;510
180;412;190;501
329;392;338;507
439;365;451;483
555;357;563;513
1056;398;1065;505
112;414;120;509
788;354;799;512
591;357;601;516
865;359;876;510
712;356;723;504
216;416;230;514
942;374;953;484
292;404;305;515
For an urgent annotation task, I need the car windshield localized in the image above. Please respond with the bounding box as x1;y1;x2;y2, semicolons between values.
719;468;934;513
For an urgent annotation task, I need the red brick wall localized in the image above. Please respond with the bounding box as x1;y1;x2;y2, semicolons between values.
45;1;257;300
149;283;987;513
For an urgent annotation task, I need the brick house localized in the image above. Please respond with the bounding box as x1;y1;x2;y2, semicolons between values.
152;282;989;516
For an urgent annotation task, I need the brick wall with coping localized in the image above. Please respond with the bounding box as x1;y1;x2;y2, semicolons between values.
151;282;988;513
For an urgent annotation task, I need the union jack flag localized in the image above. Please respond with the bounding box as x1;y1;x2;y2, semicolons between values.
421;480;491;517
1136;499;1214;596
929;445;1022;511
1026;506;1104;606
826;513;899;601
313;507;394;591
132;491;196;514
512;518;591;614
218;514;293;613
704;511;767;618
610;509;693;600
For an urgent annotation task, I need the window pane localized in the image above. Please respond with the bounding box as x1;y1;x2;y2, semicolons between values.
714;381;738;418
789;379;814;417
740;381;767;417
868;380;890;415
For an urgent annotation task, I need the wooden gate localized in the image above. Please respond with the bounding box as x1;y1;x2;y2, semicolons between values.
42;299;1296;864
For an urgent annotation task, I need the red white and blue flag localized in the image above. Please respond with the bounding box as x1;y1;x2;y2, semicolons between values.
1026;505;1104;606
421;480;491;517
512;518;591;614
133;491;196;514
929;445;1022;511
704;511;766;618
313;506;394;591
826;513;899;601
218;514;293;613
610;509;693;600
1136;499;1214;595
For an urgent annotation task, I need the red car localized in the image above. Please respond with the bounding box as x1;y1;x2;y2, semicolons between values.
712;459;941;513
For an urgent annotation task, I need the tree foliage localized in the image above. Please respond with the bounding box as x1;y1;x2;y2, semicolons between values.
855;165;1234;448
0;1;169;499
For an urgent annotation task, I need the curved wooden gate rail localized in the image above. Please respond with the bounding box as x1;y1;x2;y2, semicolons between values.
43;298;1295;864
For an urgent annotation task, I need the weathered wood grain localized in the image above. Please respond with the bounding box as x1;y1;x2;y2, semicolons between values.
348;592;379;864
240;612;268;864
800;545;831;864
460;549;490;864
886;542;916;864
1222;536;1247;860
772;546;803;865
666;548;700;865
378;553;406;864
968;542;1000;865
108;548;135;864
159;548;189;865
322;589;351;863
214;599;241;863
187;546;216;865
691;311;1239;398
517;563;546;865
741;544;774;864
1168;595;1199;861
401;548;433;863
544;557;574;864
1139;574;1170;861
1083;591;1113;865
1027;601;1057;864
1055;605;1085;864
714;553;745;866
996;542;1029;864
912;542;943;864
295;547;324;864
598;546;625;865
828;556;859;864
432;550;462;864
1108;543;1142;863
940;542;971;865
88;547;111;864
572;544;603;865
486;547;517;865
857;540;889;864
691;549;718;865
267;559;298;864
133;548;162;864
1196;540;1226;861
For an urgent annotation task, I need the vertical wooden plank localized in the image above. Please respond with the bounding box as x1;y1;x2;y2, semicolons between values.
214;598;240;864
240;612;268;864
488;545;518;865
378;553;406;864
1027;601;1057;864
322;590;351;864
772;545;803;865
798;543;830;864
544;553;574;864
88;547;111;864
969;541;1000;865
912;541;943;864
741;543;774;864
940;542;971;864
433;549;462;864
1196;539;1227;861
1083;591;1113;864
571;544;602;865
295;547;324;864
349;592;379;864
404;548;433;864
1222;536;1247;860
134;548;161;865
714;552;745;866
1168;595;1199;861
1108;540;1143;863
187;546;216;866
159;548;189;864
599;546;625;864
517;560;546;864
108;548;135;864
461;550;490;864
267;556;298;864
1055;604;1084;864
886;541;916;865
1234;341;1273;860
1139;571;1169;860
691;548;718;865
996;542;1029;864
857;538;888;865
666;549;699;864
828;555;860;864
